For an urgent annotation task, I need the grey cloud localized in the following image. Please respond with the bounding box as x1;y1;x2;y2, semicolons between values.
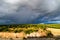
0;0;60;24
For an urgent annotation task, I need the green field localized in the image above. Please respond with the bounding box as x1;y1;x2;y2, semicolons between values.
0;24;60;33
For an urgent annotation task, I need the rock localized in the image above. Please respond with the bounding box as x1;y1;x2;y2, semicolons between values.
26;30;47;38
0;32;26;38
16;32;25;38
38;29;47;37
35;32;41;37
1;32;6;38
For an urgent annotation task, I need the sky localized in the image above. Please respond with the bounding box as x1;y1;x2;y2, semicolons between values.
0;0;60;24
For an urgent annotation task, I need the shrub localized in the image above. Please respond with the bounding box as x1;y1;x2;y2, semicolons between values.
24;29;38;34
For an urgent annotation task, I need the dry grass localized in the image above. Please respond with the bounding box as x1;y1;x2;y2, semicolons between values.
46;28;60;36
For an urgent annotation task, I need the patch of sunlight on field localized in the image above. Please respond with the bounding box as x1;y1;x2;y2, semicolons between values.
46;24;60;29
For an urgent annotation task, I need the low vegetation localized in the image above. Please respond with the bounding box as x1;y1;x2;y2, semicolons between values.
0;24;60;33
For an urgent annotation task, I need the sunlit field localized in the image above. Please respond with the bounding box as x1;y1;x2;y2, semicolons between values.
0;24;60;33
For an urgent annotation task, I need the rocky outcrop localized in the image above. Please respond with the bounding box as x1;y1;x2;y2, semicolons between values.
26;29;47;38
0;32;25;38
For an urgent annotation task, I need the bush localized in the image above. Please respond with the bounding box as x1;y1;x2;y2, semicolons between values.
14;29;23;33
24;29;38;34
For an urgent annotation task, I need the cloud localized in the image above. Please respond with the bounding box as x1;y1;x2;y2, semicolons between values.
0;0;60;24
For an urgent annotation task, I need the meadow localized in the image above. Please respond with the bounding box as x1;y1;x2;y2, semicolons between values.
0;24;60;33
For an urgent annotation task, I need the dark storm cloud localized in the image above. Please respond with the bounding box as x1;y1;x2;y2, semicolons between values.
0;0;60;24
